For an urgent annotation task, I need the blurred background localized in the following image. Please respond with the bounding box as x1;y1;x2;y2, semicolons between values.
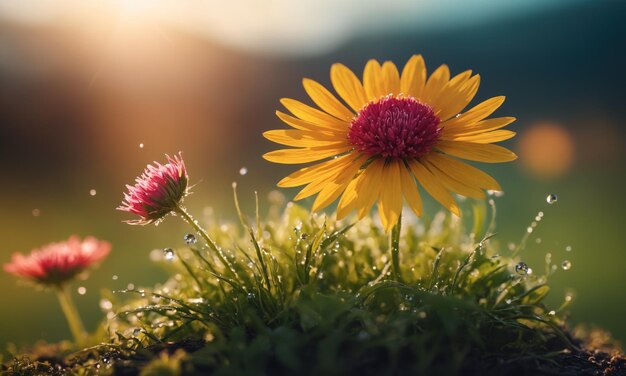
0;0;624;346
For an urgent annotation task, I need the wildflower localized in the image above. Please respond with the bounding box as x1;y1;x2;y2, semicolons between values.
264;55;516;231
118;153;189;225
4;236;111;345
4;235;111;285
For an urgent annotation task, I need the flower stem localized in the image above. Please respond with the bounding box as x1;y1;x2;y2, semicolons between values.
55;285;86;346
390;213;403;282
174;205;232;274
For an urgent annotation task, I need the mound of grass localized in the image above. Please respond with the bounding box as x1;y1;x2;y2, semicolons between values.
3;193;624;375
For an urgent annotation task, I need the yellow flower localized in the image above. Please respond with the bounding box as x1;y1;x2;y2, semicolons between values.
263;55;516;232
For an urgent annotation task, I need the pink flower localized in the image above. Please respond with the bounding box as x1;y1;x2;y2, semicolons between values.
118;153;189;225
4;236;111;285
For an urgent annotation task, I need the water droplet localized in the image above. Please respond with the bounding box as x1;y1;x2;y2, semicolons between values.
99;299;113;311
526;227;533;234
545;252;552;263
89;189;97;196
535;238;542;244
246;292;255;300
561;260;571;270
300;233;309;240
184;234;197;245
487;190;504;197
239;167;248;175
77;286;87;295
505;299;512;304
548;310;556;316
565;294;573;302
139;143;144;149
32;209;41;217
565;245;572;252
112;275;118;280
417;311;427;319
546;194;558;204
515;262;529;275
133;328;142;336
127;283;135;290
163;248;175;261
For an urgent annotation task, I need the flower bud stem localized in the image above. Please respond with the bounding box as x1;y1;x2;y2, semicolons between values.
55;285;86;346
174;205;232;275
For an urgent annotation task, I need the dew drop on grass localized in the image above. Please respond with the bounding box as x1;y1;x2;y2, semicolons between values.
561;260;572;270
239;167;248;176
77;286;87;295
163;248;175;261
548;310;556;316
139;143;144;149
546;194;558;204
246;292;255;300
300;233;309;240
89;189;97;196
184;234;197;245
515;262;529;275
565;245;572;252
133;328;142;336
112;275;118;280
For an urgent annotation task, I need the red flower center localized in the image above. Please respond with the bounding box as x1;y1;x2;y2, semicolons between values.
347;96;441;159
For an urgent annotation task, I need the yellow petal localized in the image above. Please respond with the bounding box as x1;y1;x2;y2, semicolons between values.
295;155;366;201
442;96;505;128
449;130;516;144
355;159;385;219
422;159;485;199
378;160;403;231
399;163;423;217
377;199;390;232
436;74;481;121
363;59;385;101
280;98;349;130
400;54;426;99
278;153;354;187
263;145;351;164
408;159;460;216
263;129;347;147
422;64;450;105
436;140;517;163
442;117;516;137
425;153;501;191
336;175;360;219
330;63;368;112
276;111;341;132
302;78;354;121
311;157;365;212
381;61;400;95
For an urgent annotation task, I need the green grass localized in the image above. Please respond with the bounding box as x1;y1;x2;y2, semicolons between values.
3;191;584;375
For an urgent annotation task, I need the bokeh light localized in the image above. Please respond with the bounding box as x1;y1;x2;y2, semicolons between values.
518;122;575;179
